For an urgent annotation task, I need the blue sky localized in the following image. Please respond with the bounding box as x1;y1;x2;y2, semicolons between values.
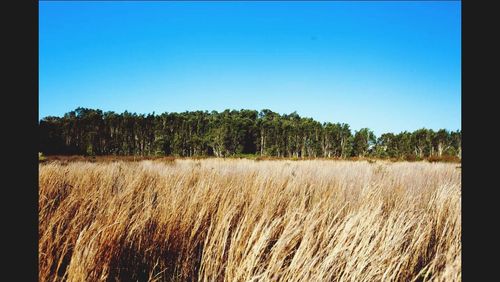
39;1;461;135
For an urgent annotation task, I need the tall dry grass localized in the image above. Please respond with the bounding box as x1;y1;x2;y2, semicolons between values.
39;159;461;281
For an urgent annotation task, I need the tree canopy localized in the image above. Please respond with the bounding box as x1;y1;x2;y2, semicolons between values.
40;107;461;160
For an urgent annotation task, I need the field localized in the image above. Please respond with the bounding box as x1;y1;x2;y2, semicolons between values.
39;159;461;281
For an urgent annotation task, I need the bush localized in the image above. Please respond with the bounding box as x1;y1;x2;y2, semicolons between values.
231;153;258;159
427;155;461;163
39;152;47;162
404;155;419;162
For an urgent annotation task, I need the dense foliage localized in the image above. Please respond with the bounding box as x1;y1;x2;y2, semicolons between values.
39;107;461;159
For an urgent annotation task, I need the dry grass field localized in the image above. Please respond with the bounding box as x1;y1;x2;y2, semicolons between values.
39;159;461;281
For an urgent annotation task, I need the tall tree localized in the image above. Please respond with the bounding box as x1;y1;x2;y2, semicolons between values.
39;107;460;160
352;128;376;157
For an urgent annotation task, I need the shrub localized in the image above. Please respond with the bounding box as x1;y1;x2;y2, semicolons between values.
38;152;47;162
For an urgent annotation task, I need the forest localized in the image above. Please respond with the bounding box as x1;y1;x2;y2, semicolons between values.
39;107;461;160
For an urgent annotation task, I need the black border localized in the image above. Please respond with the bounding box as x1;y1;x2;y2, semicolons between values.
6;1;38;280
461;0;496;280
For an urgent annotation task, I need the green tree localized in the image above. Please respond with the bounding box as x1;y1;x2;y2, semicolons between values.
352;128;375;157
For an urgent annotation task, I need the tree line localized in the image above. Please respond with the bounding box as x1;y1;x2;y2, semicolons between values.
39;107;461;160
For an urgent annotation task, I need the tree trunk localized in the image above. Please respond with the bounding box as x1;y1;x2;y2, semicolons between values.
260;130;264;156
458;140;462;159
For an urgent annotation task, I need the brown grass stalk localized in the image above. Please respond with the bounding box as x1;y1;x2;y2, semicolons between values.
39;159;461;281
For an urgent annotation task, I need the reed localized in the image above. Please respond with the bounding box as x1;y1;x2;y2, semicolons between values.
39;159;461;281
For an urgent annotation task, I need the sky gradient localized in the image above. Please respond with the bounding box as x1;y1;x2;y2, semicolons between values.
39;1;461;135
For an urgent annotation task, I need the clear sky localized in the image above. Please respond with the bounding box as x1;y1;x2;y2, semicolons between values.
39;1;461;135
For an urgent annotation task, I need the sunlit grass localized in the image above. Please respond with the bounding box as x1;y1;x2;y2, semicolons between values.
39;159;461;281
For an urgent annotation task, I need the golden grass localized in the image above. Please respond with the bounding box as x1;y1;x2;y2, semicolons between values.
39;159;461;281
